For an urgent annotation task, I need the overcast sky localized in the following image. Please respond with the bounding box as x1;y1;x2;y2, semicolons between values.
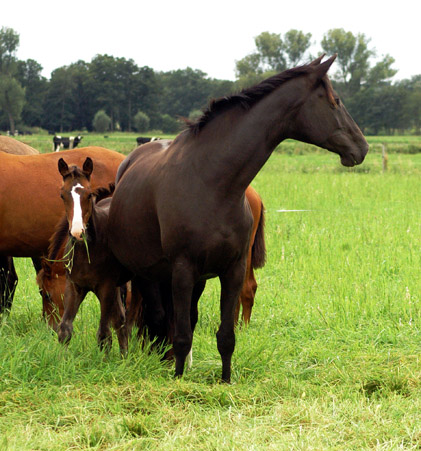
4;0;420;82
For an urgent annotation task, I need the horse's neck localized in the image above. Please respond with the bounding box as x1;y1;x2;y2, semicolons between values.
85;204;108;245
190;85;301;197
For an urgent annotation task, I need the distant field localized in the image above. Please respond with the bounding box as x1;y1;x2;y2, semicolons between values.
0;138;420;449
14;132;421;156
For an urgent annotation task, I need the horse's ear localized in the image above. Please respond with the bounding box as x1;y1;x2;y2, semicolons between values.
309;54;326;66
83;157;93;179
312;54;337;81
58;158;69;177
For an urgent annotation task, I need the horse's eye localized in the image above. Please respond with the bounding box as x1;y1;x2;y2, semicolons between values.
335;97;341;107
60;194;64;199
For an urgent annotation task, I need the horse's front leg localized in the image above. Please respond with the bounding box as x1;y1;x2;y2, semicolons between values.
58;281;86;344
171;258;195;378
218;259;247;383
0;256;17;313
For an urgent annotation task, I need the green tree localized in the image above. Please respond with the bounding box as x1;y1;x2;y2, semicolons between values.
0;27;25;133
321;28;396;98
16;59;47;127
158;68;213;117
87;55;125;131
0;27;19;75
42;66;76;132
92;110;111;132
235;30;312;86
133;110;150;132
0;74;25;132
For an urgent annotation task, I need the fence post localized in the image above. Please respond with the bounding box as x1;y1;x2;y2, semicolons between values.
381;144;388;172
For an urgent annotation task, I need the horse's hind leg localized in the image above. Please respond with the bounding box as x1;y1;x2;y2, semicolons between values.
110;290;128;356
97;283;127;354
171;258;195;378
58;282;86;345
0;256;18;313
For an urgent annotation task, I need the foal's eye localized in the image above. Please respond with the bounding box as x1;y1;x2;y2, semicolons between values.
335;97;341;107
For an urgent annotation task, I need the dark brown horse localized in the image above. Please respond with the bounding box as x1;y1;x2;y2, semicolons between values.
107;56;369;382
46;158;128;353
37;183;265;330
0;147;125;313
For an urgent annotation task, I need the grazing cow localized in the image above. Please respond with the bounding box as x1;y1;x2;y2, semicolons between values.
136;137;159;146
53;135;83;152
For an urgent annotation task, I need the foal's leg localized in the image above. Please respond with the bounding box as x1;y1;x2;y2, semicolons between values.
171;258;195;378
218;261;247;383
0;256;17;313
58;282;87;344
97;282;127;355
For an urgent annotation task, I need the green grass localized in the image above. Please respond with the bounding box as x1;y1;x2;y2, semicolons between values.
1;140;420;449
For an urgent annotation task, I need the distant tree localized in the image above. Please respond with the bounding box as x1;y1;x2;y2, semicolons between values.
16;59;47;127
0;27;19;75
235;30;312;87
284;30;313;66
321;28;396;98
159;113;180;133
0;27;25;133
158;68;214;117
92;110;111;132
42;66;76;132
133;110;150;132
0;74;25;132
399;76;421;134
188;109;202;122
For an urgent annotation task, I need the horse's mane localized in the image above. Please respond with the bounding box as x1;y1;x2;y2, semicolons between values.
93;183;115;204
186;63;335;136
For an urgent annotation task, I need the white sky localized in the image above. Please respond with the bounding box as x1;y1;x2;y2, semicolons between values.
4;0;420;82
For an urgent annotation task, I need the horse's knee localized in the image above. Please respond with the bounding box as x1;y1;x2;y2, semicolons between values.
216;328;235;357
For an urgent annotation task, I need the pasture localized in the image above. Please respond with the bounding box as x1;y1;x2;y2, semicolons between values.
0;137;420;449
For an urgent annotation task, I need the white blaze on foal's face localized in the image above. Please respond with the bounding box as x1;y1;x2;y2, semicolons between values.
70;183;84;239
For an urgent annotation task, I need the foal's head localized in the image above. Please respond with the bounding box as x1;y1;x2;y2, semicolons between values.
58;157;94;241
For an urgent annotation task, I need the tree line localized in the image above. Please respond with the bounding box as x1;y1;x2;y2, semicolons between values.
1;26;420;135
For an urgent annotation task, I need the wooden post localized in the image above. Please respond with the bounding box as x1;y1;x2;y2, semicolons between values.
381;144;388;172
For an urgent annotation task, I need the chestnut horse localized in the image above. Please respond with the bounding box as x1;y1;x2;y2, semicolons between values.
0;147;125;314
45;158;128;353
107;56;368;383
0;138;39;310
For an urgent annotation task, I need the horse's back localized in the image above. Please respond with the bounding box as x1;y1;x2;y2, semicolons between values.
0;136;39;155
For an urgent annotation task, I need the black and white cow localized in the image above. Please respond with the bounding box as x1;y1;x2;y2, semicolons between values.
53;135;83;152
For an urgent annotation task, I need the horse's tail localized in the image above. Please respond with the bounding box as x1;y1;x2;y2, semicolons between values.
251;201;266;269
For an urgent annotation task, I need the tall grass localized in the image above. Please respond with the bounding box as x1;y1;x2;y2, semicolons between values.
0;144;420;449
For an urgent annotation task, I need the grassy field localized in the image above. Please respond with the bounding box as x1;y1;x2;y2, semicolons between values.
0;137;420;449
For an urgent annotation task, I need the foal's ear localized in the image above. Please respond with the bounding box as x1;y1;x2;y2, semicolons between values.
58;158;69;177
311;54;337;82
82;157;93;179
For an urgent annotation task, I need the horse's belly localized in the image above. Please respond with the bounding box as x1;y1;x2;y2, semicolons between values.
0;230;50;257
